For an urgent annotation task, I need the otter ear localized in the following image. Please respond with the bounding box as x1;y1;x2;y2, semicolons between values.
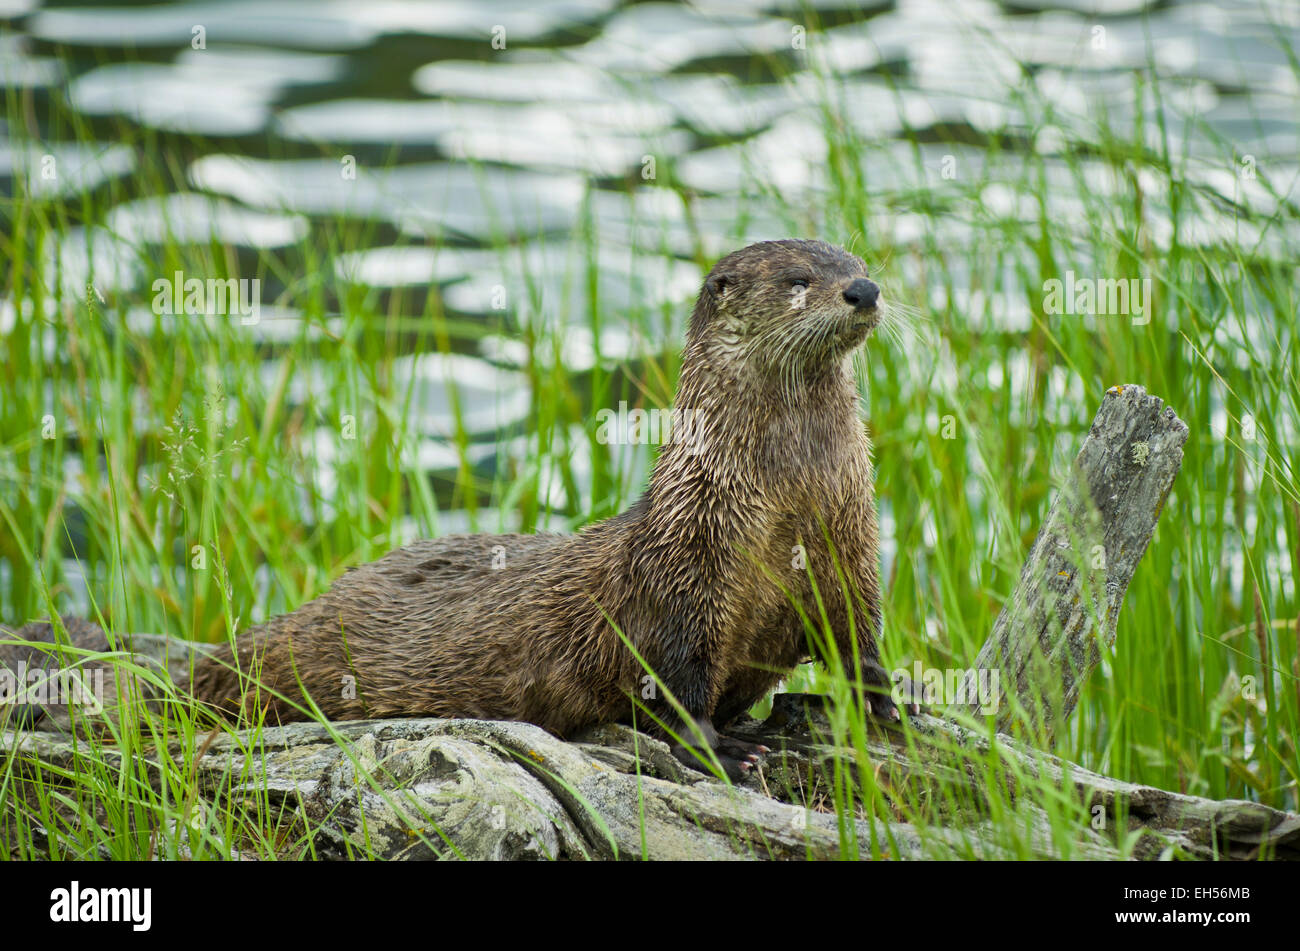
704;273;730;300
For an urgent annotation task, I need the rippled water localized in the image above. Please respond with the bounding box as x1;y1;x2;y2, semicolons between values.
2;0;1298;535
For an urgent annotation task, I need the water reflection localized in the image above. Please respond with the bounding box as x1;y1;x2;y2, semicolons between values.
2;0;1296;535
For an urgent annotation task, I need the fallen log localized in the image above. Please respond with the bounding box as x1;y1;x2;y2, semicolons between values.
7;689;1297;860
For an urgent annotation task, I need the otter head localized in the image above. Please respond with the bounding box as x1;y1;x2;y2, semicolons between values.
687;239;881;384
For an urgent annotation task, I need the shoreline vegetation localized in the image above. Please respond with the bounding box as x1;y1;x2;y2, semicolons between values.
2;2;1298;859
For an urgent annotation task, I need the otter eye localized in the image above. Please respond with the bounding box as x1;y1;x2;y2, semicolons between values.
789;279;809;290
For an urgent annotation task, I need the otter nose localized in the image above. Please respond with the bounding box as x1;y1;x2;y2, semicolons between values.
843;279;879;311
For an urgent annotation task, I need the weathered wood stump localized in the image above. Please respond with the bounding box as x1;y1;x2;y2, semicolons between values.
965;383;1189;737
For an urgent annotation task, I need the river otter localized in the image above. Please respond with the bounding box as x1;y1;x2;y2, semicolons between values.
3;239;904;780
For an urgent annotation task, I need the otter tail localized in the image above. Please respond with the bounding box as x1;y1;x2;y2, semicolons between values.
3;616;293;727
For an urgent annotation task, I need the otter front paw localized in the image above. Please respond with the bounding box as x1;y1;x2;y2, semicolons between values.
669;716;769;782
671;737;767;782
865;690;902;722
717;733;770;772
865;685;924;722
861;659;921;720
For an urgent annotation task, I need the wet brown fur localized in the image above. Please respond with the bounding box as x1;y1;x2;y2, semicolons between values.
5;239;893;759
